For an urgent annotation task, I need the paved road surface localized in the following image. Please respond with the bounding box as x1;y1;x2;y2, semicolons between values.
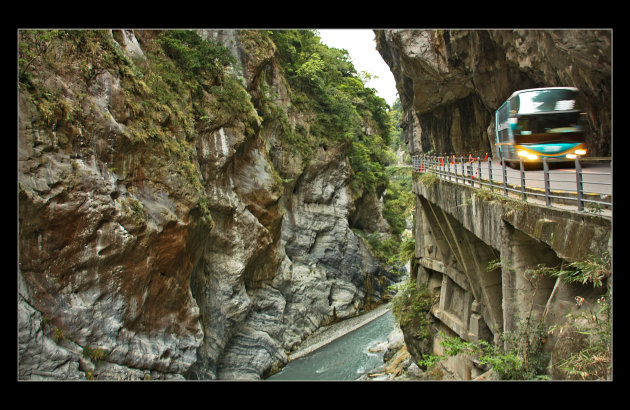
444;159;612;196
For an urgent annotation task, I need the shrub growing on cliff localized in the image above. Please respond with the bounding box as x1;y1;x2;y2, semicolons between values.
156;30;235;81
435;334;526;379
18;30;63;81
547;251;611;288
418;172;439;187
83;346;109;364
382;167;414;236
550;294;611;380
419;319;550;380
390;279;433;330
269;29;392;197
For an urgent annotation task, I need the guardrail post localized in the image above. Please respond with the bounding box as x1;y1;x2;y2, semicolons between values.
519;158;526;201
443;155;447;180
453;155;459;184
447;155;452;181
575;156;584;211
463;156;468;185
502;159;508;196
488;157;494;192
477;157;481;188
543;157;551;206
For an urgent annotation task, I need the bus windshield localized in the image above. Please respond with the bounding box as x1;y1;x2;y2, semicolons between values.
516;89;579;114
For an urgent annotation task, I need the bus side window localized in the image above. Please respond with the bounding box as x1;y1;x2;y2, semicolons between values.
510;96;519;114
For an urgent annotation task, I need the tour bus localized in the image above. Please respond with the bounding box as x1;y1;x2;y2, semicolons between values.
494;87;588;167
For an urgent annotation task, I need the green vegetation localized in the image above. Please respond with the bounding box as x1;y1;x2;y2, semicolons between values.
418;171;439;187
417;307;551;379
360;232;397;264
421;327;548;380
18;29;264;230
19;29;398;231
471;185;527;211
546;251;611;288
83;345;109;363
383;166;414;236
19;29;63;81
390;279;433;330
390;274;550;379
420;253;612;380
423;290;611;380
119;196;147;225
269;30;393;197
155;30;235;81
585;202;603;215
354;167;414;270
54;327;65;343
550;294;611;380
387;99;406;155
267;30;417;270
528;253;611;379
363;166;415;269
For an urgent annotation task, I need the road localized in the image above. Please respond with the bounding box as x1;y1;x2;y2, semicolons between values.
441;159;612;196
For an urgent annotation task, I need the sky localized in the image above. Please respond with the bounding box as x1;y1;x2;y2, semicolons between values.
317;29;398;107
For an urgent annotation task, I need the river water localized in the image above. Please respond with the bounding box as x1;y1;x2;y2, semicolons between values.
266;310;395;381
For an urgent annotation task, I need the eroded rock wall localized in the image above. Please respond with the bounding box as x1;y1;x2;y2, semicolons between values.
18;29;398;381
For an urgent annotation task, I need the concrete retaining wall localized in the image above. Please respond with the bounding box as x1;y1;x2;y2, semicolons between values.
411;177;611;379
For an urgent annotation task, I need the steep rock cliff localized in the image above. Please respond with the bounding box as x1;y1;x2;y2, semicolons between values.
375;29;611;157
18;29;398;380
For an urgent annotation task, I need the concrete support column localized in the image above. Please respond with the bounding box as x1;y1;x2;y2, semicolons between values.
500;221;560;339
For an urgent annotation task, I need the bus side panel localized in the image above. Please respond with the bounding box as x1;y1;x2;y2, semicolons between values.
505;126;516;161
495;101;515;161
494;110;501;158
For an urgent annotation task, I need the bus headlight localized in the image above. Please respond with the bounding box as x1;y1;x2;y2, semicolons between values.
566;154;577;159
517;150;538;160
574;149;587;155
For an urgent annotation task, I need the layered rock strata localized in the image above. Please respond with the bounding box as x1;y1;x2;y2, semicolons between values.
18;29;398;380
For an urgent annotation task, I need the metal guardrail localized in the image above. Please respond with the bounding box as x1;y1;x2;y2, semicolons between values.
412;154;612;214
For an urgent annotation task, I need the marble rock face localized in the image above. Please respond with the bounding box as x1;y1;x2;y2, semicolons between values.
18;29;398;381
